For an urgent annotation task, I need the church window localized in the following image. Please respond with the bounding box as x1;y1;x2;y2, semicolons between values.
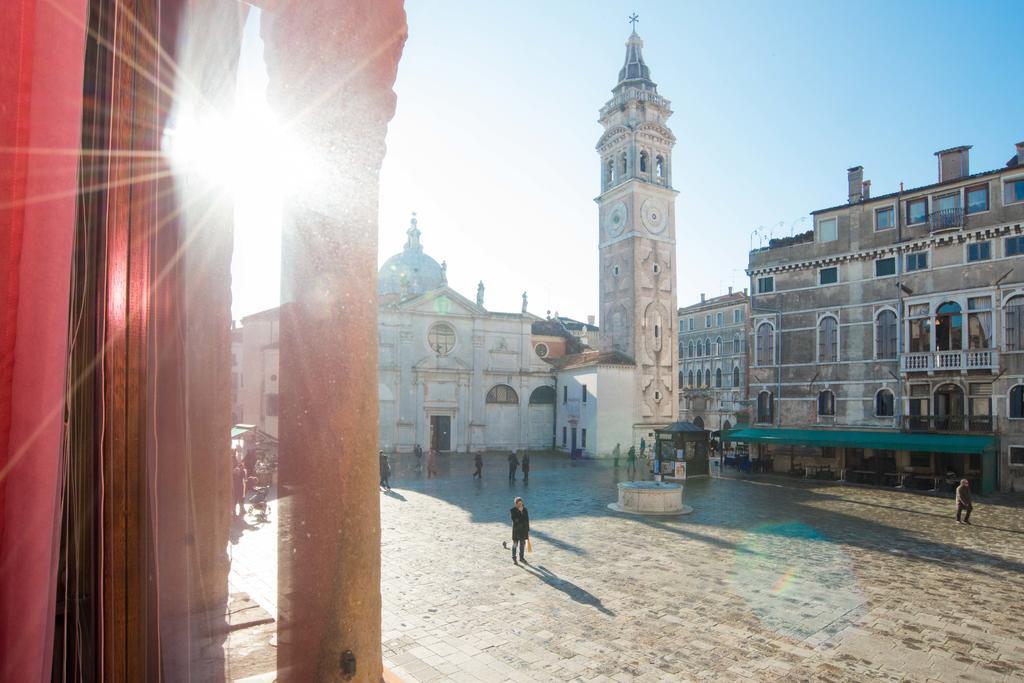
715;368;722;388
688;370;694;387
640;151;648;173
486;384;519;404
427;322;456;355
534;342;549;358
529;386;555;404
705;369;711;386
655;155;665;179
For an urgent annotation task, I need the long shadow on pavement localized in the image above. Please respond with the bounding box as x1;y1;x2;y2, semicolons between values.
518;562;614;617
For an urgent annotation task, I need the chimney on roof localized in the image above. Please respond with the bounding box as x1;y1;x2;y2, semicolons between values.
935;145;971;182
862;180;871;200
587;315;595;326
847;166;864;204
700;293;706;303
743;287;748;295
1017;141;1024;167
728;286;733;295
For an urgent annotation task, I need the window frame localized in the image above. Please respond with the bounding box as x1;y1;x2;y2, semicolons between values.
965;183;990;214
817;314;840;363
967;241;991;262
1009;385;1024;420
755;321;775;367
818;266;838;285
874;204;896;231
756;390;774;424
757;276;774;294
906;197;928;226
1004;175;1024;206
817;216;838;243
874;308;898;360
1006;236;1024;257
875;256;896;278
875;388;895;417
486;384;519;404
904;251;929;273
427;321;457;356
817;389;835;417
1009;445;1024;467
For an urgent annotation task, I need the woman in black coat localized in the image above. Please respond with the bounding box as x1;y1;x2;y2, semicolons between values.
509;496;529;565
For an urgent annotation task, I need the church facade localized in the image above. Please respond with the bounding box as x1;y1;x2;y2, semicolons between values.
377;216;559;452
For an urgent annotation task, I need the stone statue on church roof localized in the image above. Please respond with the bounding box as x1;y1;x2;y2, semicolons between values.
476;281;485;307
521;291;528;314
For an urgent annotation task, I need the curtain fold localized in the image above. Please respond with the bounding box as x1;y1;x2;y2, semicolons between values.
0;0;89;680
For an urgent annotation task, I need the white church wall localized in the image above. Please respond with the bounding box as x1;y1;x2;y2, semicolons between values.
597;366;635;456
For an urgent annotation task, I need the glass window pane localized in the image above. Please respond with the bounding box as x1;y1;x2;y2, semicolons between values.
967;186;988;213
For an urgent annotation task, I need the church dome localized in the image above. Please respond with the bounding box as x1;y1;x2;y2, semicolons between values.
378;213;445;300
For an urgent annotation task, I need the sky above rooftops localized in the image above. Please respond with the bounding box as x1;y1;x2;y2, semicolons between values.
232;1;1024;323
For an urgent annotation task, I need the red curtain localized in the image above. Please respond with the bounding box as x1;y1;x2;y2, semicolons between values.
0;0;89;680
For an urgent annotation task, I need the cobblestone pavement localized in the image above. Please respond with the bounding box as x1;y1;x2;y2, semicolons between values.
379;452;1024;682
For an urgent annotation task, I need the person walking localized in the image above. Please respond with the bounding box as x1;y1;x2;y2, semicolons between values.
414;443;423;472
427;447;438;479
232;455;247;518
509;496;529;565
521;452;531;483
379;450;392;492
473;451;483;479
955;478;973;524
612;442;621;469
626;445;637;479
639;437;647;476
508;450;519;482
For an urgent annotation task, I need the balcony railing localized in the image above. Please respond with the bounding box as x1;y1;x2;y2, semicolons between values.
928;207;964;232
901;349;997;372
901;415;993;433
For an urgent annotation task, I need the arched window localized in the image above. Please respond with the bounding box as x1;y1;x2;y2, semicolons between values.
655;155;664;178
705;369;711;386
486;384;519;404
1006;296;1024;351
875;388;894;417
732;366;740;388
639;150;648;173
817;389;835;416
935;301;963;351
818;316;838;362
528;386;555;404
621;152;628;176
875;310;897;359
704;339;712;356
605;158;614;185
1010;385;1024;418
678;370;684;387
428;322;456;355
756;322;774;366
688;370;694;387
688;341;695;357
733;333;741;354
757;391;773;424
693;416;705;430
716;337;723;355
715;368;722;388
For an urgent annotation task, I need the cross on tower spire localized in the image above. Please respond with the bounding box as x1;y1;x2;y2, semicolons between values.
628;13;639;31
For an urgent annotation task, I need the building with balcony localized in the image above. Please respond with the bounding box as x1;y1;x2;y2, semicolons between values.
734;141;1024;494
677;289;750;436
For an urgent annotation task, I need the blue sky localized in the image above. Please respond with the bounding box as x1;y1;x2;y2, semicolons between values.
233;1;1023;322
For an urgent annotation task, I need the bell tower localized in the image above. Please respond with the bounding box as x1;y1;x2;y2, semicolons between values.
596;25;678;427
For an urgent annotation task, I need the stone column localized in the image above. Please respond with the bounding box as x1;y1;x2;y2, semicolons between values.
261;2;406;681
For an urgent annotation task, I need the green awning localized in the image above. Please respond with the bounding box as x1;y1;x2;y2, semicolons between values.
728;427;995;455
231;424;257;438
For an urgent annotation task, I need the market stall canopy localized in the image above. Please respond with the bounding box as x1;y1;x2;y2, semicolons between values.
728;428;995;455
656;421;706;434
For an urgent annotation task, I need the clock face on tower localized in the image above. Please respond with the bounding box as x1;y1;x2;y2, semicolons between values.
605;200;628;238
641;198;667;234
